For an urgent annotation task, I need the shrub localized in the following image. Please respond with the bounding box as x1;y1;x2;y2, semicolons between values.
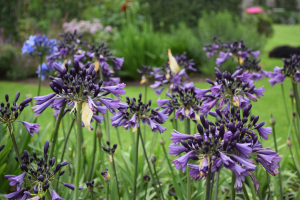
112;21;168;79
195;11;268;75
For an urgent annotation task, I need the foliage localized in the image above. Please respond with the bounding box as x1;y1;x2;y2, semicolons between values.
112;21;168;79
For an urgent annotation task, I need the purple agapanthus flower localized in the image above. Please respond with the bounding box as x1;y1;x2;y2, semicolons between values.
32;60;126;130
157;85;202;121
4;141;77;199
22;35;56;58
236;57;269;81
268;54;300;86
111;93;168;133
169;104;280;193
150;49;196;95
203;37;260;67
196;68;265;115
0;92;40;136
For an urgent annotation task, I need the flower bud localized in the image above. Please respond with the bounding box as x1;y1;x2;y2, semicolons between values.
151;156;156;165
160;138;165;146
289;89;294;98
269;115;276;126
143;174;151;183
286;137;292;147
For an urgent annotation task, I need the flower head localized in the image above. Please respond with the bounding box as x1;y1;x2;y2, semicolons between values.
198;68;264;115
32;60;126;130
150;50;196;95
0;92;39;136
111;93;168;133
22;35;56;57
169;104;280;193
101;168;111;183
236;57;268;81
137;65;157;84
268;54;300;86
4;141;78;199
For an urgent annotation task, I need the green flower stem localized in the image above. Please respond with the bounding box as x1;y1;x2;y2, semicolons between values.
266;171;271;200
74;102;83;200
242;184;250;200
112;156;121;200
91;190;94;200
231;171;236;200
104;113;111;146
289;146;300;177
144;183;148;200
292;116;300;145
271;124;283;200
49;104;66;159
214;171;220;200
138;128;160;199
88;122;98;181
144;83;148;141
47;191;52;200
186;118;191;200
292;81;300;116
106;183;109;200
37;55;43;96
205;164;212;200
153;163;164;200
133;131;140;200
281;84;290;124
209;173;214;199
8;124;22;164
116;127;122;150
56;118;75;189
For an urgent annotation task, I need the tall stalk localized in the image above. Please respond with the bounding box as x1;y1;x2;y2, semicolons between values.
112;156;121;200
214;171;220;200
49;104;66;159
74;102;83;200
138;128;160;199
37;56;43;96
281;84;290;124
8;124;21;164
133;131;140;200
106;184;109;200
288;144;300;177
88;122;98;181
143;183;148;200
242;185;250;200
271;123;283;200
292;81;300;116
205;163;212;200
116;128;122;150
153;163;164;200
144;83;148;141
231;172;236;200
186;118;191;200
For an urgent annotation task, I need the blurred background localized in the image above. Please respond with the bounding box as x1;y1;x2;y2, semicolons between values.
0;0;299;81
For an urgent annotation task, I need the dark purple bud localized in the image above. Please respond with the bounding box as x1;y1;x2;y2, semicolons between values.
83;90;88;96
113;144;117;150
214;68;222;79
44;141;49;154
0;144;4;152
215;109;222;118
59;170;65;176
99;80;103;88
210;126;216;135
253;116;259;124
253;135;258;144
15;156;18;162
33;151;37;159
5;94;8;102
21;164;28;172
20;98;32;106
200;115;208;129
61;161;69;166
51;157;55;167
15;92;20;102
74;59;80;72
197;124;204;136
151;156;156;164
38;175;44;182
54;163;61;173
181;140;189;149
232;131;240;141
255;122;265;129
206;79;214;85
14;112;19;119
64;183;83;191
219;125;225;139
223;139;228;150
75;85;80;94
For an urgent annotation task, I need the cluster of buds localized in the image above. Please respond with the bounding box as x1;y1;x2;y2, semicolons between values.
86;180;95;192
102;141;118;156
157;85;202;121
137;65;156;84
47;30;86;64
268;54;300;86
111;93;168;133
236;58;268;81
203;37;260;67
169;104;280;193
32;59;126;130
0;92;39;136
143;174;151;183
151;49;196;95
4;141;81;199
196;68;265;115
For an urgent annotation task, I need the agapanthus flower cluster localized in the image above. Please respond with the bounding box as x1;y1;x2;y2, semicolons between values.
196;68;265;115
4;141;82;200
268;54;300;86
111;93;168;133
22;35;57;57
137;65;158;84
236;57;268;81
157;85;201;121
32;59;126;130
70;42;123;87
151;49;196;95
36;62;62;81
169;104;280;193
203;37;260;67
47;30;86;64
0;92;39;136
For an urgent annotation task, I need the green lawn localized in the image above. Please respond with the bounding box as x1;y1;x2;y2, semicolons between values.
0;24;299;161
